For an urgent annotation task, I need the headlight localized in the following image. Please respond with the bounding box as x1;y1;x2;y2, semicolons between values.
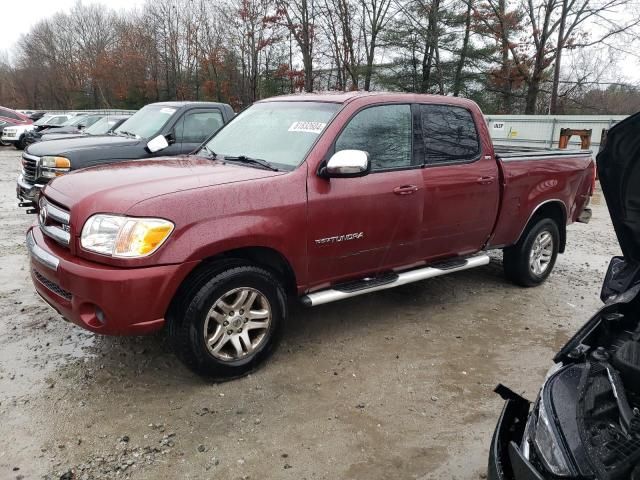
534;395;571;476
40;156;71;179
81;214;174;258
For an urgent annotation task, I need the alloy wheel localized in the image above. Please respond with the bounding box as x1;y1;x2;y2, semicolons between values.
203;287;272;361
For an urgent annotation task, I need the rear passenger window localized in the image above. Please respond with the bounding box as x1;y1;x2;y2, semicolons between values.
335;104;412;171
419;105;479;164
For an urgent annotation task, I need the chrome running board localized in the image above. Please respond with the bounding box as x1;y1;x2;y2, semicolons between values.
301;254;490;307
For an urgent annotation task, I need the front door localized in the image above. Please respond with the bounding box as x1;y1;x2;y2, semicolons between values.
306;104;424;287
175;109;226;154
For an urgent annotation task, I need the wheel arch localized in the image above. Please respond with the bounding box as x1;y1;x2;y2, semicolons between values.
517;200;568;253
166;246;298;323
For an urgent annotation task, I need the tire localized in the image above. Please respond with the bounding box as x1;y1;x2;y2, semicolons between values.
15;135;25;150
503;217;560;287
169;262;287;381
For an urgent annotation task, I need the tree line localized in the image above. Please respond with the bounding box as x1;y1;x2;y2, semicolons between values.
0;0;638;115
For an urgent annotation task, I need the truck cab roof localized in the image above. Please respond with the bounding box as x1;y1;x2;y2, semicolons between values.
259;91;482;110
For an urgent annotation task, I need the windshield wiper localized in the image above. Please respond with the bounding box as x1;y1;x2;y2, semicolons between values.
117;130;138;139
223;155;279;171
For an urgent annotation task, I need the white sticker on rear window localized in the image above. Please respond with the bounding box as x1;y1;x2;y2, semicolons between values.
288;121;327;134
160;108;176;115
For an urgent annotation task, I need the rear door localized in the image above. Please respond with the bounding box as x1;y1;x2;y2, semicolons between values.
417;103;500;259
306;103;424;286
174;109;226;154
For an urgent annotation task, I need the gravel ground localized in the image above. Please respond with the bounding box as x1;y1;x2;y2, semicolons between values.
0;145;620;480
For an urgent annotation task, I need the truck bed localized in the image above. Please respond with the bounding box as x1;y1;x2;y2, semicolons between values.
494;144;592;160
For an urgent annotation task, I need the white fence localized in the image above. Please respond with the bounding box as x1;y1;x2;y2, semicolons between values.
484;114;628;157
36;109;137;115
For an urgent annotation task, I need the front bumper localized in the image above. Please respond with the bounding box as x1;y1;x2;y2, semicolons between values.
489;385;544;480
17;174;43;203
27;226;197;335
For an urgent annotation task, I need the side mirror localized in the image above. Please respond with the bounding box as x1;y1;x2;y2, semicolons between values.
146;134;169;153
320;150;370;178
78;124;86;130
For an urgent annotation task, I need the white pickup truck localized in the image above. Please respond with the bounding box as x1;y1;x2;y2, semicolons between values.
1;114;70;150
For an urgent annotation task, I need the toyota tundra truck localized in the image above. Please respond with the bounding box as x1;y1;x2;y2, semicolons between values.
26;92;595;380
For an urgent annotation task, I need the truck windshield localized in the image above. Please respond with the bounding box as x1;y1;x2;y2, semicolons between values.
201;102;340;170
114;105;177;139
61;115;88;127
34;115;54;126
86;117;122;135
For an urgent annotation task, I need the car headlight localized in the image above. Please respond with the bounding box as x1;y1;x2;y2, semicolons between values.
81;214;174;258
40;156;71;178
534;395;571;476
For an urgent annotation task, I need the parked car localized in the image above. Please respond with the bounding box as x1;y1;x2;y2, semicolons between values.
25;92;595;380
488;111;640;480
0;119;20;146
17;102;233;207
24;114;105;146
0;107;33;126
39;115;132;142
2;113;70;150
28;112;46;122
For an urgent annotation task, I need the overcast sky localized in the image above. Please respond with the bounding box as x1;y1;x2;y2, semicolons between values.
1;0;146;53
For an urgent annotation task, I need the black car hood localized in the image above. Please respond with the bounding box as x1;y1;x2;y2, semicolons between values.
41;132;84;141
25;134;141;157
597;111;640;263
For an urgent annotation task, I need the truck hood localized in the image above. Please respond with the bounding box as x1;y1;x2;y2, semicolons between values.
41;132;84;142
25;134;140;157
44;156;284;214
597;111;640;263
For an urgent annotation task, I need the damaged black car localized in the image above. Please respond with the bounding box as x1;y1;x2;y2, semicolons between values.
489;112;640;480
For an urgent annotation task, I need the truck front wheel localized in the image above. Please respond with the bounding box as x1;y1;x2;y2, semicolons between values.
503;218;560;287
15;135;26;150
169;263;286;380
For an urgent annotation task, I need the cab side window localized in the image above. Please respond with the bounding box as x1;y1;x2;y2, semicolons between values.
176;110;225;144
419;104;479;164
335;104;413;171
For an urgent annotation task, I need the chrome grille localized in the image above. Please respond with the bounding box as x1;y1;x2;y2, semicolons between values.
33;269;72;301
39;197;71;248
21;153;39;181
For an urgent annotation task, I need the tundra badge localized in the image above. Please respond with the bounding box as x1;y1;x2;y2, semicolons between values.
315;232;364;245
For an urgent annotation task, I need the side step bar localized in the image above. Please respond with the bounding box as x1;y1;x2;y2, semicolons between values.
301;254;490;307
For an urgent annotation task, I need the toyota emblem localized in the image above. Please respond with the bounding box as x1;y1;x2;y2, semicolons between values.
39;206;48;225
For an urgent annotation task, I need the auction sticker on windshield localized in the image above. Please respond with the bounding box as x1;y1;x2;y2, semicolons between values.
288;121;327;134
160;108;176;115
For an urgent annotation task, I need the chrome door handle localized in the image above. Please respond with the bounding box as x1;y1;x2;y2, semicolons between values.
393;185;419;195
477;176;495;185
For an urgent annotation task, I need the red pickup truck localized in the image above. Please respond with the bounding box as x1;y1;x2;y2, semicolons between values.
27;92;595;380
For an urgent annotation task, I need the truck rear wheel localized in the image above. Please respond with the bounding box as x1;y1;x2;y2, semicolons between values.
169;262;286;381
503;217;560;287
